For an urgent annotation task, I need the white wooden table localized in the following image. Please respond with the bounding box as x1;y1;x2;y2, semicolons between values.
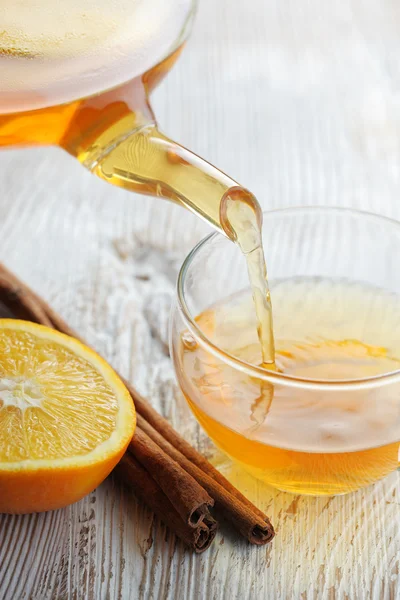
0;1;399;598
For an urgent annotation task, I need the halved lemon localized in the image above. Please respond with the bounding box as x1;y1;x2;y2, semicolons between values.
0;319;135;514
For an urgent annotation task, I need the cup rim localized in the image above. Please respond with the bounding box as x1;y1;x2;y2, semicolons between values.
177;206;400;391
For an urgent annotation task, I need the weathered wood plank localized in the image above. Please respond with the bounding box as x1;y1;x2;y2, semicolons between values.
0;0;400;598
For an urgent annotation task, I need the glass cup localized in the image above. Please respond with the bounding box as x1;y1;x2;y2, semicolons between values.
170;207;400;496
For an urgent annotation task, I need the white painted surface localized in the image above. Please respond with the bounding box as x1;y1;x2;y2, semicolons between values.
0;0;399;598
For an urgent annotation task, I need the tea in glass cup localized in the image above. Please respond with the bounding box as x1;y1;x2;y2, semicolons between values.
171;208;400;495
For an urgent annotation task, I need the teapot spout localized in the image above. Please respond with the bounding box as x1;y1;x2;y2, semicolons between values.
83;119;261;237
61;75;261;238
94;123;235;233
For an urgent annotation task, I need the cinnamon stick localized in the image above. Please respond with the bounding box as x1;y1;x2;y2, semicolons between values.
135;414;274;545
0;262;275;546
0;271;53;327
129;387;271;522
130;427;213;527
116;454;217;553
0;264;79;338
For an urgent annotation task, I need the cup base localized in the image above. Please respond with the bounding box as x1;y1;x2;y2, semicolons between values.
229;458;375;497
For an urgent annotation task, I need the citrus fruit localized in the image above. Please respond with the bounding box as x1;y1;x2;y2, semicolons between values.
0;319;135;513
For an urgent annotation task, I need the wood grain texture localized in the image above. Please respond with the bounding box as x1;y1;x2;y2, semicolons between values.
0;0;400;598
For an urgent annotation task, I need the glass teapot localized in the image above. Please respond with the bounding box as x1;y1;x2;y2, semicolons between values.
0;0;260;237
